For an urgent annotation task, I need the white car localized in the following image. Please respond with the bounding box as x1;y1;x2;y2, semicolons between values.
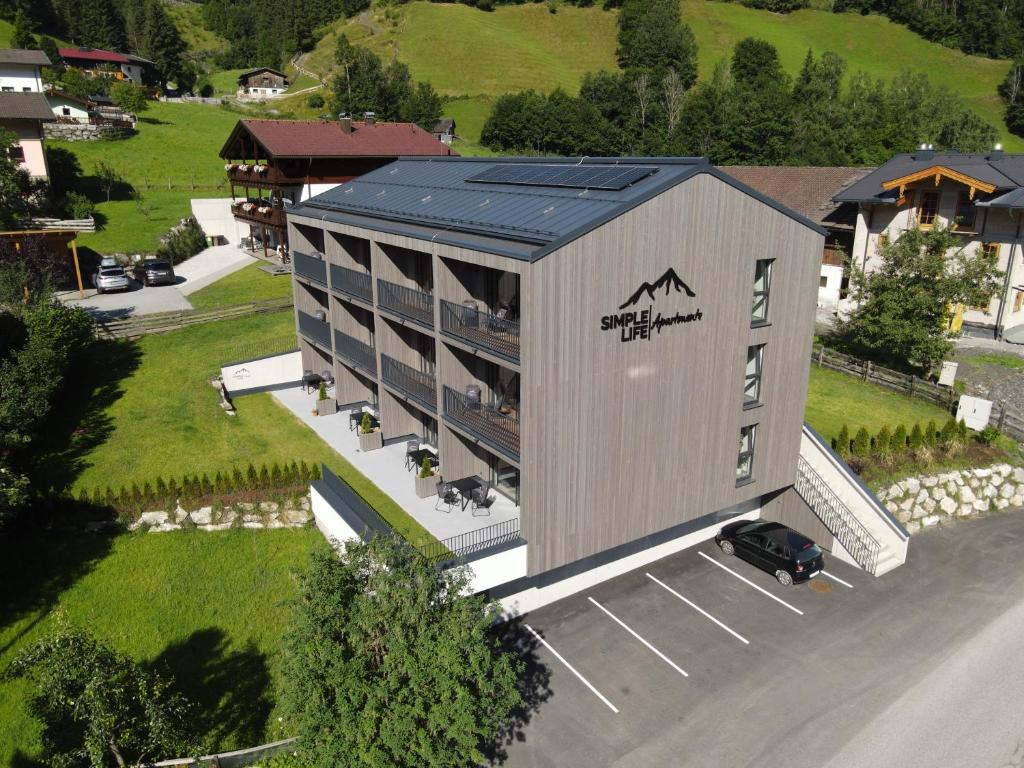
94;266;130;293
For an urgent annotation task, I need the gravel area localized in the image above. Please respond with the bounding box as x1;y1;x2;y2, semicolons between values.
954;347;1024;414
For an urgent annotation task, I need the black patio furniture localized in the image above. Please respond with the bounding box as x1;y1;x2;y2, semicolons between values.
450;476;485;511
404;439;420;470
435;481;459;513
407;447;439;474
301;370;322;393
471;481;494;517
349;409;378;432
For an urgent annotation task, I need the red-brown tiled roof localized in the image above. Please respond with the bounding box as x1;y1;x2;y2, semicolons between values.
59;47;130;64
223;119;457;159
719;166;873;227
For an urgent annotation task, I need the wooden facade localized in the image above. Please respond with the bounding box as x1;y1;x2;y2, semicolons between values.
288;165;823;577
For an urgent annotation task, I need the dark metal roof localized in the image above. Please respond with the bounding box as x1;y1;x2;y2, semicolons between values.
289;156;825;261
0;92;56;121
0;48;50;66
835;151;1024;204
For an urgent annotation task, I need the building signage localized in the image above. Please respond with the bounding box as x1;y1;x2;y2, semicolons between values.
600;268;703;343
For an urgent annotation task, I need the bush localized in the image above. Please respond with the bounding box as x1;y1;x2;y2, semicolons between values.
873;425;893;460
834;424;851;457
924;419;939;448
307;93;325;109
978;425;1001;445
892;424;908;452
63;191;94;219
852;427;871;457
908;423;924;451
418;455;434;479
361;412;373;434
157;217;207;265
938;418;958;448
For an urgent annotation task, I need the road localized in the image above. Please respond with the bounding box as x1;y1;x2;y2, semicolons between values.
499;513;1024;768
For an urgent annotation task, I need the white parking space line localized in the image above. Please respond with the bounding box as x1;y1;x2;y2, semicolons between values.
645;572;750;645
698;551;805;616
821;570;854;589
523;623;620;714
587;597;689;678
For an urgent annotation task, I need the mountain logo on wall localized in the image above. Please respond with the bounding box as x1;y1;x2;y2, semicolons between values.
618;268;696;309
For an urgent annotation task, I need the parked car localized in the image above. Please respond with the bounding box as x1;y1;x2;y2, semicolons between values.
715;519;824;586
99;256;119;269
93;265;130;294
133;259;176;286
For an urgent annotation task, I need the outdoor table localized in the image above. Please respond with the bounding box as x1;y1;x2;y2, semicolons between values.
450;476;484;511
407;448;439;473
350;411;379;431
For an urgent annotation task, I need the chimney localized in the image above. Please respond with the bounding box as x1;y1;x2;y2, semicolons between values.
364;111;375;126
914;142;935;161
989;142;1004;160
338;112;352;133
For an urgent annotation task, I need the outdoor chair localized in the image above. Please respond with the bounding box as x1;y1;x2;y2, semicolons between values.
348;408;363;432
435;481;458;514
405;439;420;471
471;482;494;517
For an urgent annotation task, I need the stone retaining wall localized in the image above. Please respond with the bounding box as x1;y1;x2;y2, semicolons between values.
44;122;134;141
127;495;312;533
878;464;1024;533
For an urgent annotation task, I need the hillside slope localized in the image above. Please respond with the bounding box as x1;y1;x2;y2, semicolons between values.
302;0;1018;150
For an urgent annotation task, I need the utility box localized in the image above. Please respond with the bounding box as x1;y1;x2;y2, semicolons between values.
957;395;993;431
938;361;959;387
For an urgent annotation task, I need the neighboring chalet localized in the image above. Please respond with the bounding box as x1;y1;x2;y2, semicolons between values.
58;47;153;85
431;118;456;145
835;147;1024;341
0;49;53;180
722;166;872;312
46;90;136;126
237;67;289;98
219;114;456;255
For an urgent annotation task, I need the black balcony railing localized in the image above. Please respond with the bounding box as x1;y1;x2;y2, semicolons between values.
443;386;520;462
416;518;523;564
293;251;327;285
330;264;373;304
381;355;437;413
334;330;377;377
297;310;331;350
440;300;520;364
377;279;433;328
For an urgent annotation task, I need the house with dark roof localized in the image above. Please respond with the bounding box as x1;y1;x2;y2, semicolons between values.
236;67;289;98
280;155;888;596
431;117;456;145
0;49;53;179
58;47;153;85
722;166;873;311
835;146;1024;341
218;115;456;255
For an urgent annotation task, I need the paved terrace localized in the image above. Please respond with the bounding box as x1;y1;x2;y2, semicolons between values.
273;385;519;542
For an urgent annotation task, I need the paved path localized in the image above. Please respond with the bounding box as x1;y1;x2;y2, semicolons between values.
173;245;255;296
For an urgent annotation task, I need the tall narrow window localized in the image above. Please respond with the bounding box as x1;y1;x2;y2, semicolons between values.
877;232;890;248
1014;290;1023;313
751;259;773;325
918;190;941;227
954;191;978;231
737;425;756;484
744;345;765;407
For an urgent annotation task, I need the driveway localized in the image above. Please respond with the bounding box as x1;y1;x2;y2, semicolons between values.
498;513;1024;768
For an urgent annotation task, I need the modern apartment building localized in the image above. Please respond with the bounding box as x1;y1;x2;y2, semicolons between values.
834;147;1024;340
286;156;825;579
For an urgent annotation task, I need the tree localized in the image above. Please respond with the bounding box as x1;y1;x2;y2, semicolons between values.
892;423;908;452
94;161;123;203
873;424;893;460
5;625;197;768
909;422;924;451
617;0;697;88
11;8;37;49
1001;59;1024;136
61;67;96;101
401;81;443;130
0;128;32;229
730;38;788;91
834;424;851;457
138;0;187;88
835;224;1004;374
110;81;149;114
852;427;871;457
282;538;522;768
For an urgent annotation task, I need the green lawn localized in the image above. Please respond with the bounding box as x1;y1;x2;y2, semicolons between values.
0;528;321;765
61;310;435;546
50;101;240;254
804;364;952;445
964;352;1024;370
188;263;294;310
209;68;249;96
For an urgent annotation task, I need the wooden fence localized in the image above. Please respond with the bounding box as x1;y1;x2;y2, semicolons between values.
811;345;1024;442
97;296;293;339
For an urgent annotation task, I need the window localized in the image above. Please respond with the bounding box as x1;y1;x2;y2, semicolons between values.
918;190;941;227
737;424;756;484
751;259;773;325
744;345;764;407
1;87;12;92
61;106;71;116
7;145;24;162
954;191;978;231
1014;290;1024;314
819;275;829;288
981;242;1000;260
21;86;29;92
877;232;890;248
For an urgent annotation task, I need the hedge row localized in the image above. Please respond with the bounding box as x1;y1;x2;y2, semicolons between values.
832;417;997;462
76;461;322;514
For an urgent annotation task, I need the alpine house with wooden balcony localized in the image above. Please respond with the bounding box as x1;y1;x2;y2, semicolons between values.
218;114;456;256
287;156;832;606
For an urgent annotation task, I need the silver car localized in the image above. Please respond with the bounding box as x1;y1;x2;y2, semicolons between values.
94;266;130;293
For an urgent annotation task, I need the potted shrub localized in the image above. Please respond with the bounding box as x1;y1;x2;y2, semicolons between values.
414;454;438;498
316;381;337;416
358;412;382;452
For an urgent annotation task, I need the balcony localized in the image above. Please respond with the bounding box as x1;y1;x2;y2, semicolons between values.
334;330;377;378
440;300;520;364
330;264;373;304
293;251;327;286
225;163;291;186
442;385;520;463
297;310;331;350
231;200;286;228
377;279;434;329
381;355;437;413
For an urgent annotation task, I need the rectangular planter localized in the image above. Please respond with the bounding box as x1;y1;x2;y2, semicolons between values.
316;398;337;416
415;473;440;498
358;429;383;452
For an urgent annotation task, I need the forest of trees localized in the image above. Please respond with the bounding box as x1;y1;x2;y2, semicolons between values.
482;0;998;162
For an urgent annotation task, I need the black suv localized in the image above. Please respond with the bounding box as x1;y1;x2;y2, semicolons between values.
132;259;176;286
715;519;824;586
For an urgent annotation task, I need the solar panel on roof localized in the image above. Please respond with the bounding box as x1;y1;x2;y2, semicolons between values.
466;164;659;191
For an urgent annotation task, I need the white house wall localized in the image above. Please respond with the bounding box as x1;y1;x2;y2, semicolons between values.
0;63;42;92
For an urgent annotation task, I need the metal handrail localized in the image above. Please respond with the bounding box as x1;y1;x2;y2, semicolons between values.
330;264;373;303
296;309;331;350
293;251;327;285
377;279;433;328
795;456;881;575
417;517;522;564
334;330;376;377
443;385;520;462
381;355;437;413
439;299;520;364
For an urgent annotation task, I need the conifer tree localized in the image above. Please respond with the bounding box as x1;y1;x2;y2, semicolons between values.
852;427;871;457
835;424;851;458
892;424;908;453
11;9;38;49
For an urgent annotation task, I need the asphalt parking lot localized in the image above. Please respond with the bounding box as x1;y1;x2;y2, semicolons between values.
496;513;1024;768
58;277;194;317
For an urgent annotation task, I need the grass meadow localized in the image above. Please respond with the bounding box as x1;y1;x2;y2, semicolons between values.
187;262;294;310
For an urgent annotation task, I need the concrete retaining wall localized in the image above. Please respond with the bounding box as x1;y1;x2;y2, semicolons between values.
222;351;302;395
